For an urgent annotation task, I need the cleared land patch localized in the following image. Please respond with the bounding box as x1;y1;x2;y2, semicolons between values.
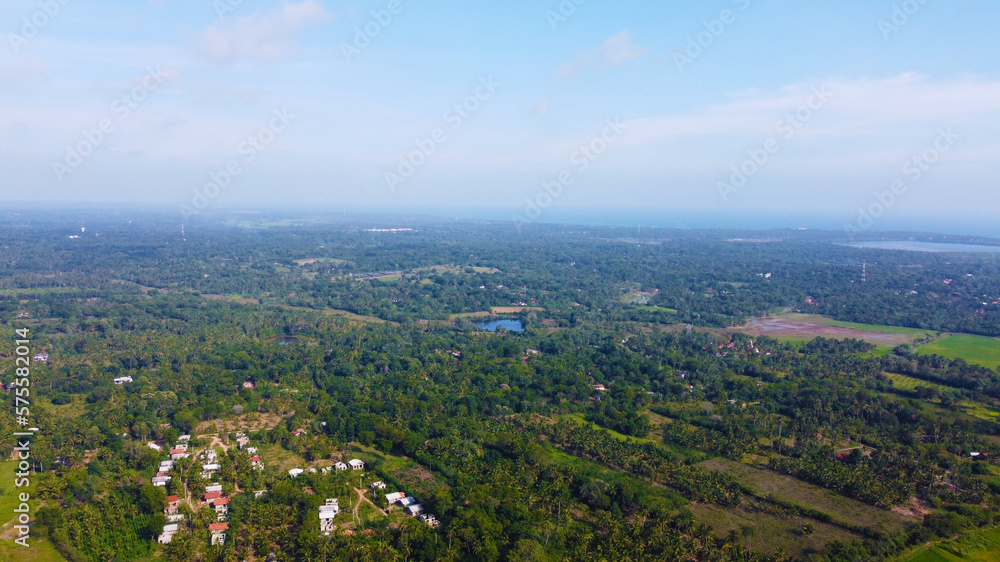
689;502;857;558
917;334;1000;369
738;314;937;346
698;458;915;534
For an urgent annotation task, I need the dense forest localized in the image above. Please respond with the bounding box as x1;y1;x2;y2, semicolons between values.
2;210;999;561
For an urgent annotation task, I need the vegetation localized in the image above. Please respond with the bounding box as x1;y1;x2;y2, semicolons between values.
1;211;999;561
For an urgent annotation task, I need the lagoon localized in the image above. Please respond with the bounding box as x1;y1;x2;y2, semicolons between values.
477;320;525;333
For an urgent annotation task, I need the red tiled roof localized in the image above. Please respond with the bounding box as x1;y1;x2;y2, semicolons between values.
213;498;229;506
209;522;229;531
250;456;262;462
170;448;184;454
166;495;179;502
204;491;221;500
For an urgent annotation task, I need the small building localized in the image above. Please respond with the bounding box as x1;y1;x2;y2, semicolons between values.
592;384;608;392
250;456;263;469
333;462;348;471
236;436;250;449
385;492;405;504
158;523;179;544
147;442;163;452
288;468;305;478
319;499;340;533
370;481;386;490
397;496;417;508
243;381;256;389
170;448;188;460
202;463;220;474
165;495;180;515
291;428;307;437
405;504;424;516
204;491;222;502
152;476;171;487
348;459;365;470
246;446;258;454
254;490;267;498
114;376;133;385
205;484;223;493
167;514;184;523
177;435;191;443
209;522;228;545
213;498;229;515
33;353;49;362
419;514;440;527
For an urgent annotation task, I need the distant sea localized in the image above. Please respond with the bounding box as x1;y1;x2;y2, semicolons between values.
845;241;1000;253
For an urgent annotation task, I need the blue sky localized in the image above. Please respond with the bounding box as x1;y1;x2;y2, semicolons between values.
2;0;999;230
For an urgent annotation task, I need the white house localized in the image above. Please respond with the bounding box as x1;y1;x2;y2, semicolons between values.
319;499;340;533
348;459;365;470
114;376;133;385
288;468;305;478
370;481;386;490
254;490;267;498
202;463;220;473
157;523;179;544
152;476;171;487
177;435;191;443
147;442;163;452
385;492;405;504
167;514;184;523
33;352;49;362
405;504;424;516
236;436;250;449
205;484;223;493
398;496;417;508
333;462;348;471
209;523;228;545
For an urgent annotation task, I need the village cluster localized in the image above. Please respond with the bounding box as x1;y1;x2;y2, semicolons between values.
145;427;437;547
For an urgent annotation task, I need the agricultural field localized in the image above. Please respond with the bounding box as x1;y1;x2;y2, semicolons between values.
0;537;68;561
917;334;1000;369
698;458;915;534
905;526;1000;561
689;502;857;558
882;374;1000;422
738;314;938;346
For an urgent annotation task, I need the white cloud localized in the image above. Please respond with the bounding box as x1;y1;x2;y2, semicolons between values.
557;30;647;78
200;0;330;64
0;56;48;81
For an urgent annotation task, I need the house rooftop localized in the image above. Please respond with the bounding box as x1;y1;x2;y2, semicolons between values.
209;522;229;532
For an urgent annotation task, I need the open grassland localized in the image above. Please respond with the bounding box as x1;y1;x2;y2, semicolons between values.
559;413;660;446
739;314;937;347
917;334;1000;369
905;526;1000;561
256;443;308;474
0;537;68;561
883;374;1000;422
690;503;858;558
698;458;915;534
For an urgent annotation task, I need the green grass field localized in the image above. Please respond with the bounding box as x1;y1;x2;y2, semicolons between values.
690;502;857;558
782;314;938;337
917;334;1000;369
698;458;914;534
0;536;67;561
906;526;1000;561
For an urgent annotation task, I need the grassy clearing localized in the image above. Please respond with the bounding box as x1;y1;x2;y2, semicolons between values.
905;526;1000;561
781;314;937;337
256;444;308;474
698;458;914;534
690;502;858;558
637;306;678;314
917;334;1000;369
884;373;956;393
0;536;68;561
0;461;40;529
559;413;660;446
41;394;88;419
882;374;1000;422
